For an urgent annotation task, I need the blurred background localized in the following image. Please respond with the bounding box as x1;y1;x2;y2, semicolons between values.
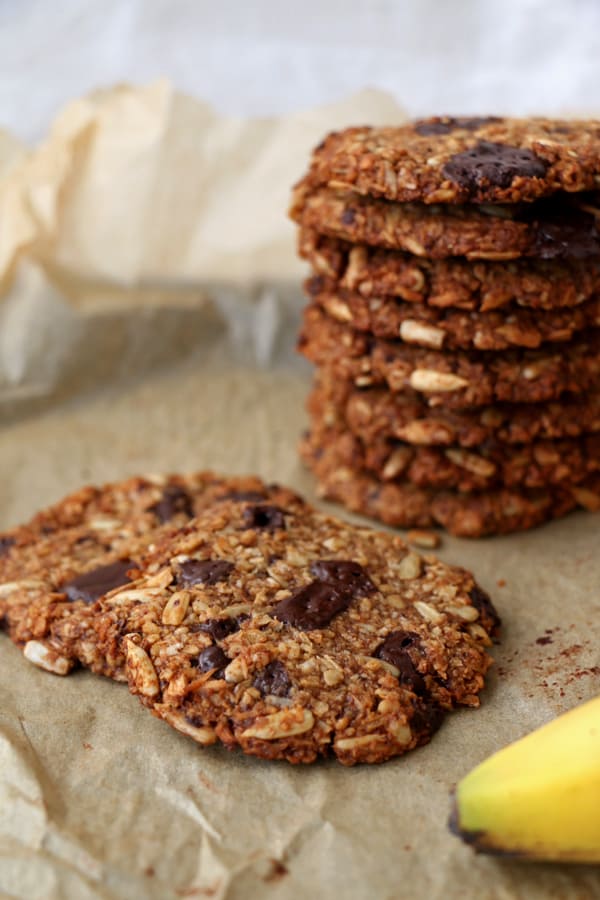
2;0;600;142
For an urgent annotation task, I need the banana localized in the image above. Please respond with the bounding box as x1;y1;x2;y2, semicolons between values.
449;695;600;862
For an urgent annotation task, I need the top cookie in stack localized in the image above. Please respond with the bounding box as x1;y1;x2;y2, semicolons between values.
290;117;600;537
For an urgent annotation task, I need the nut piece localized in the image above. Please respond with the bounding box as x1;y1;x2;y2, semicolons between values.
414;600;444;624
241;708;314;740
389;721;412;746
335;734;387;751
397;419;454;445
23;640;72;676
400;320;445;349
446;604;480;623
324;296;353;323
382;447;412;480
407;529;440;549
125;639;160;698
395;551;422;580
0;579;45;597
445;448;497;478
162;590;191;625
157;708;217;745
409;369;469;393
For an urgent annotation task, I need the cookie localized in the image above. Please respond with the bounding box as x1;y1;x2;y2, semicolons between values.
299;305;600;409
291;185;600;260
299;228;600;312
299;119;600;205
305;404;600;491
83;497;499;765
0;473;304;678
305;275;600;351
334;378;600;449
300;429;599;537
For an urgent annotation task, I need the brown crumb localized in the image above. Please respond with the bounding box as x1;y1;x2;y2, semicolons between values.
82;742;93;750
263;859;289;883
496;579;506;588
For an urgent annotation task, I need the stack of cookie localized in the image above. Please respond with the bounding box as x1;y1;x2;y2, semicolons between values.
290;117;600;536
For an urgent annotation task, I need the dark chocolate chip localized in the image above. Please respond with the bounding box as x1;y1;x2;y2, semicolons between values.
469;586;501;634
177;559;234;587
150;486;194;523
341;208;356;225
184;712;207;728
373;631;426;695
0;536;15;557
221;490;267;503
274;580;352;630
197;645;229;677
197;617;240;641
60;558;133;604
532;206;600;259
306;275;326;296
243;505;287;532
410;698;445;736
253;660;292;697
309;559;375;598
414;116;501;136
443;141;548;191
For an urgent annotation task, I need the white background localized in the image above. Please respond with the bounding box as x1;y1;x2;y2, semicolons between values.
1;0;600;143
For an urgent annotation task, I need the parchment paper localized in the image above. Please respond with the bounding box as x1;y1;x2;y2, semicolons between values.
1;84;599;900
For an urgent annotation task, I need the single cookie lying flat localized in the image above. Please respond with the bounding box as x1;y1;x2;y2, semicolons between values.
306;275;600;351
300;430;600;537
300;119;600;205
83;498;499;764
299;305;600;409
305;407;600;492
291;186;600;261
0;473;303;678
299;228;600;312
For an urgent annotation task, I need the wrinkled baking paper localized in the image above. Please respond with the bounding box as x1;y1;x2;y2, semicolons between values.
0;83;599;900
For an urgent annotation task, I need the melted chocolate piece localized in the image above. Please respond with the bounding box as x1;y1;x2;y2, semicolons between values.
60;558;133;604
177;559;234;587
414;116;501;136
253;660;292;697
309;559;375;598
410;698;444;735
197;617;240;641
469;586;501;634
0;536;15;557
242;505;287;532
341;208;356;225
443;141;548;191
197;645;229;677
274;580;352;630
373;631;426;695
150;486;194;523
532;206;600;259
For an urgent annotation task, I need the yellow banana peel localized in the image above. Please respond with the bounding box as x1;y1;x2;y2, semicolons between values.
449;695;600;862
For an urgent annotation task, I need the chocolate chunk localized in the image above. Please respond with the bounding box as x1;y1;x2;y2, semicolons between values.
469;586;501;634
341;208;356;225
373;631;426;695
310;559;375;597
150;486;194;523
197;617;240;641
410;698;444;735
243;505;287;532
60;558;133;604
197;645;229;677
274;580;352;630
253;660;292;697
532;205;600;259
177;559;234;587
221;490;267;503
0;536;15;557
443;141;548;191
415;116;501;136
